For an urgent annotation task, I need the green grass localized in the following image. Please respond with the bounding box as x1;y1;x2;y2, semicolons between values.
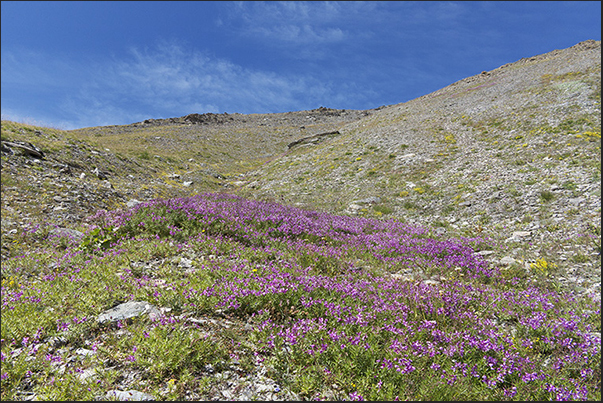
1;193;600;401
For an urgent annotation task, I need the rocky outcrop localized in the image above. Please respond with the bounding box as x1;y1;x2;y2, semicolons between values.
287;130;340;149
182;112;234;125
2;140;46;159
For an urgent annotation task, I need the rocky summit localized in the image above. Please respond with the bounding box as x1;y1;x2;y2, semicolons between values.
1;40;601;401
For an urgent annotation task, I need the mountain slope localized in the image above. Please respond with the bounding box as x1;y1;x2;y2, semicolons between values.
235;40;601;293
0;40;600;402
1;40;600;293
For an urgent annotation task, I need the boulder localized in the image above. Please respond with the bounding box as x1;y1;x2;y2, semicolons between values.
98;301;162;324
106;390;155;401
48;227;85;242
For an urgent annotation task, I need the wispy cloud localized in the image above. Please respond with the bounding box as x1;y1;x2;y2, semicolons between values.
220;1;383;59
4;1;575;130
2;40;363;128
231;1;349;44
89;40;338;112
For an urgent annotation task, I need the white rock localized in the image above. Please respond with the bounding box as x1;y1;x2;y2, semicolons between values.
499;256;516;266
106;390;155;401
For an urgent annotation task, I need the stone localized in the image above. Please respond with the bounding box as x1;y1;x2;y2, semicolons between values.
179;257;193;268
126;199;142;208
77;368;101;382
98;301;162;324
422;279;440;286
499;256;516;266
475;250;494;256
391;273;414;282
48;227;85;242
353;196;381;205
506;231;532;242
106;390;155;401
92;167;108;180
75;348;96;356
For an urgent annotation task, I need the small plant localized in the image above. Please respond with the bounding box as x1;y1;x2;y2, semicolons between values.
507;186;521;197
402;201;417;210
577;131;601;141
539;190;555;202
586;222;601;255
562;181;577;190
529;258;557;276
79;225;120;253
373;204;393;215
442;205;455;215
570;253;590;263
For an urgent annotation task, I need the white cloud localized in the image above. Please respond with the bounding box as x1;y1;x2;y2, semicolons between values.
2;40;359;128
225;1;376;47
94;41;330;113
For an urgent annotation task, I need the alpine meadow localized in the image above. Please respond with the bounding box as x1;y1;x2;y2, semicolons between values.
1;40;601;401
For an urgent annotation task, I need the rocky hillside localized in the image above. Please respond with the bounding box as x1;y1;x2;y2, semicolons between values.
237;39;601;298
1;40;601;298
1;107;371;249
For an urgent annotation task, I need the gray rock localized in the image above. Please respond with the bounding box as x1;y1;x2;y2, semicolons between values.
353;196;381;205
98;301;162;324
48;227;85;242
106;389;155;401
422;279;440;286
179;257;193;268
391;273;414;282
506;231;532;242
475;250;495;256
126;199;142;208
499;256;517;266
75;348;96;356
77;368;101;382
93;167;108;180
46;336;68;349
490;191;505;200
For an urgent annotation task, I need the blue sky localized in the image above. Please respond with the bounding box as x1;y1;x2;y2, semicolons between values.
1;1;601;130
